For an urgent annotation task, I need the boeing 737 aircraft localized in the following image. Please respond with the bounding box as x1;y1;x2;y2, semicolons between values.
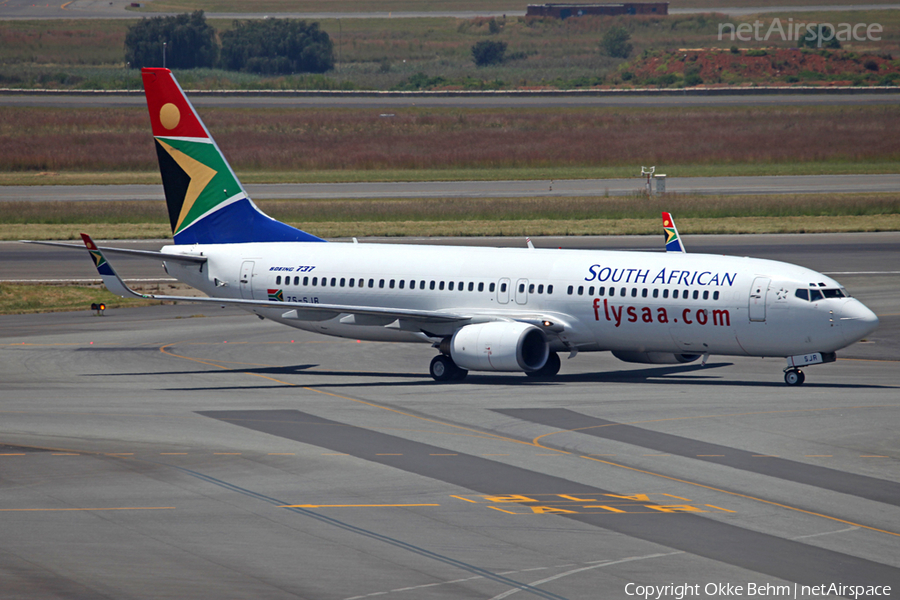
38;68;879;385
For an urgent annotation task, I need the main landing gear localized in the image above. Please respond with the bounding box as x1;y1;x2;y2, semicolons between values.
430;355;468;382
429;352;563;382
525;352;561;379
784;368;806;386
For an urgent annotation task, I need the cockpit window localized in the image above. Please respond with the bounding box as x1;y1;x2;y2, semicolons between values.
797;287;847;301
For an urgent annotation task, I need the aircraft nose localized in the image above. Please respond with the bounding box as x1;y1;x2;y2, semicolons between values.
840;299;879;345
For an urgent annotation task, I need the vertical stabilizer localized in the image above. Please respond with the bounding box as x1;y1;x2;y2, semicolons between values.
662;211;686;253
141;68;324;245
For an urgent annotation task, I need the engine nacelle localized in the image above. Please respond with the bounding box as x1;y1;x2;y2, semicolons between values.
450;322;549;372
612;351;701;364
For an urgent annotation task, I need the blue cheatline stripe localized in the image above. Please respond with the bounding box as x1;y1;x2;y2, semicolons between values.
173;198;326;245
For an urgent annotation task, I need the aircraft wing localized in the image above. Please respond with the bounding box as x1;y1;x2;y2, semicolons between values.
24;239;207;265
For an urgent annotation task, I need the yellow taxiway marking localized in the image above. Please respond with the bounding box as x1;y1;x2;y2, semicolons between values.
488;506;518;515
0;453;26;456
451;495;479;503
662;494;692;501
279;504;439;508
706;504;737;513
0;507;174;512
861;455;889;458
157;342;900;539
52;453;79;456
577;454;900;538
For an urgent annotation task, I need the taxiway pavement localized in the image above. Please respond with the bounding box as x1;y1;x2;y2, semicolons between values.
3;174;900;203
1;234;898;599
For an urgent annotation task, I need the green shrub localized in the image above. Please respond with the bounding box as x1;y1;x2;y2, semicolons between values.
220;19;333;74
602;26;632;59
125;11;217;69
471;39;507;66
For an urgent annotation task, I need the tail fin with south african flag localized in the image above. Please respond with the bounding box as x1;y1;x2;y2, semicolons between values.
141;68;324;245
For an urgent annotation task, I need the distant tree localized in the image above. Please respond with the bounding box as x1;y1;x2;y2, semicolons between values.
800;26;841;49
125;11;217;69
471;40;507;66
220;19;334;74
602;26;633;59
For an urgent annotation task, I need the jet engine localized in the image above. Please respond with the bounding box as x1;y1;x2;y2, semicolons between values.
612;351;700;364
450;322;549;372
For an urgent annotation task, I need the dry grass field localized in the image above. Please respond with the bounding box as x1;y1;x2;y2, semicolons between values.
5;193;898;240
2;105;899;178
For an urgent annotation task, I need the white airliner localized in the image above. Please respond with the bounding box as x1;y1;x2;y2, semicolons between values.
38;68;879;385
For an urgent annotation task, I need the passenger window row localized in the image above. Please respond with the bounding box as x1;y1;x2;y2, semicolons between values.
272;276;554;295
566;285;720;301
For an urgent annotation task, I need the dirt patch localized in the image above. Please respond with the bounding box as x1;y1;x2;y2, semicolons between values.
623;48;900;87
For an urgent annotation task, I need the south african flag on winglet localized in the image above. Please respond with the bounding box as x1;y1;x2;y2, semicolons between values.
662;211;686;253
268;289;284;302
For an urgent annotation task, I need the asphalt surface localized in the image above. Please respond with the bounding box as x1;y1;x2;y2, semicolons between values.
3;174;900;203
1;233;899;599
3;0;898;19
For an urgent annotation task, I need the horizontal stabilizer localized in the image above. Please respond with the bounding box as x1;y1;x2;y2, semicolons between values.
26;239;207;264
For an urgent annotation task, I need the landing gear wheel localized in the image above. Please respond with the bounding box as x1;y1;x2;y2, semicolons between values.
430;355;464;382
525;352;561;379
784;368;805;386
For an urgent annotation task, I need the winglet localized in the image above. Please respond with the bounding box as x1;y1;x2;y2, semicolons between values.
80;233;147;299
662;212;686;253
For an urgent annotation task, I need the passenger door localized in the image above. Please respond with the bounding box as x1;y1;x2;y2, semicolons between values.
749;277;770;322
